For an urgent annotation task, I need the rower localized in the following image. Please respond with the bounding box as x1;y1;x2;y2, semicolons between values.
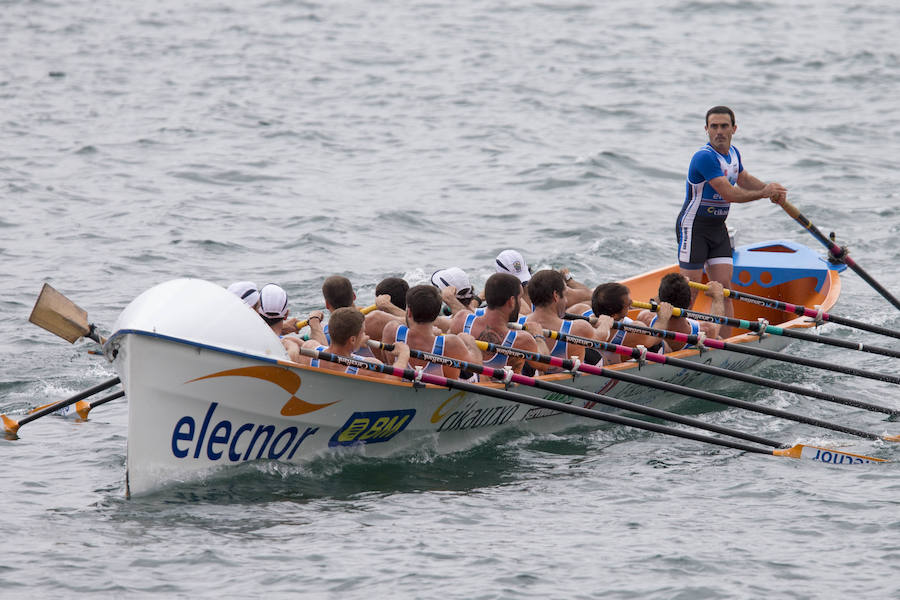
382;285;482;380
636;273;725;352
589;282;657;365
494;249;594;313
431;267;480;315
256;283;303;362
226;281;260;309
311;275;397;350
524;270;612;368
449;273;549;374
300;307;410;378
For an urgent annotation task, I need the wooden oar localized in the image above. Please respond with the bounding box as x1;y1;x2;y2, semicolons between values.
632;300;900;360
296;347;887;465
688;281;900;341
2;377;121;434
565;312;900;386
470;335;899;442
29;283;103;344
519;322;900;417
781;199;900;312
75;390;125;421
370;340;894;446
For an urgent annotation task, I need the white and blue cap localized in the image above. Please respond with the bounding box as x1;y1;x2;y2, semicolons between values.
430;267;474;301
495;249;530;284
227;281;260;307
257;283;289;320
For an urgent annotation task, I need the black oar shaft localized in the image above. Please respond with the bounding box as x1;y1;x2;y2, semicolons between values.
720;286;900;341
782;200;900;312
612;318;900;386
546;328;900;417
396;345;786;449
302;347;775;457
89;390;124;410
639;300;900;360
477;337;887;440
18;376;121;427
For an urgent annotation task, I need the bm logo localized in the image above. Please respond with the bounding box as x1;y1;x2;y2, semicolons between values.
329;409;416;447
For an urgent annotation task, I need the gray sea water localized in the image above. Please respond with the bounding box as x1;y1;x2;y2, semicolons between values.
3;0;900;597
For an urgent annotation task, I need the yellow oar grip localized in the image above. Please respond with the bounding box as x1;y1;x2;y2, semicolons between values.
688;281;732;298
631;300;684;318
295;304;378;332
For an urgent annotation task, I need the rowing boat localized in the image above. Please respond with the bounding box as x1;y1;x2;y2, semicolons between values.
105;239;843;496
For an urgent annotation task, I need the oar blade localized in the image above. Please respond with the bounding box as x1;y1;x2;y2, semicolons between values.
2;414;21;434
774;444;887;465
29;283;90;344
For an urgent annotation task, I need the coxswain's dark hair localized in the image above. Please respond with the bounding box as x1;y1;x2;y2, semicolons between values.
706;105;735;126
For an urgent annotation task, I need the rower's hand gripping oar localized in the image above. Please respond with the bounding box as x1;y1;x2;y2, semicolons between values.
2;377;121;434
781;199;900;312
687;280;900;342
296;346;886;465
29;283;105;344
632;299;900;361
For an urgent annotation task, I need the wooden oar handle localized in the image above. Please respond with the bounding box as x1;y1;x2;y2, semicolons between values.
780;199;802;220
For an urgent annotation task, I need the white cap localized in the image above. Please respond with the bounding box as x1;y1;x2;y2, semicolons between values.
227;281;260;307
257;283;288;320
495;250;530;283
430;267;474;300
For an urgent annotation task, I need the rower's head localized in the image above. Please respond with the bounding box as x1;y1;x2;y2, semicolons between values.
495;249;531;287
322;275;356;311
327;307;367;348
257;283;289;328
375;276;410;310
484;273;522;321
227;281;260;309
658;273;692;310
406;285;442;324
527;270;566;316
430;267;474;305
592;282;631;320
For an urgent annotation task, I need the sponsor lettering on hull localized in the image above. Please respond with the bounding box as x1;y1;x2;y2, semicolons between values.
330;409;416;447
171;402;319;463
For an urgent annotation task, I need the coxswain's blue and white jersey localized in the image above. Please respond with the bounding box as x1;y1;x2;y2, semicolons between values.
680;143;743;224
